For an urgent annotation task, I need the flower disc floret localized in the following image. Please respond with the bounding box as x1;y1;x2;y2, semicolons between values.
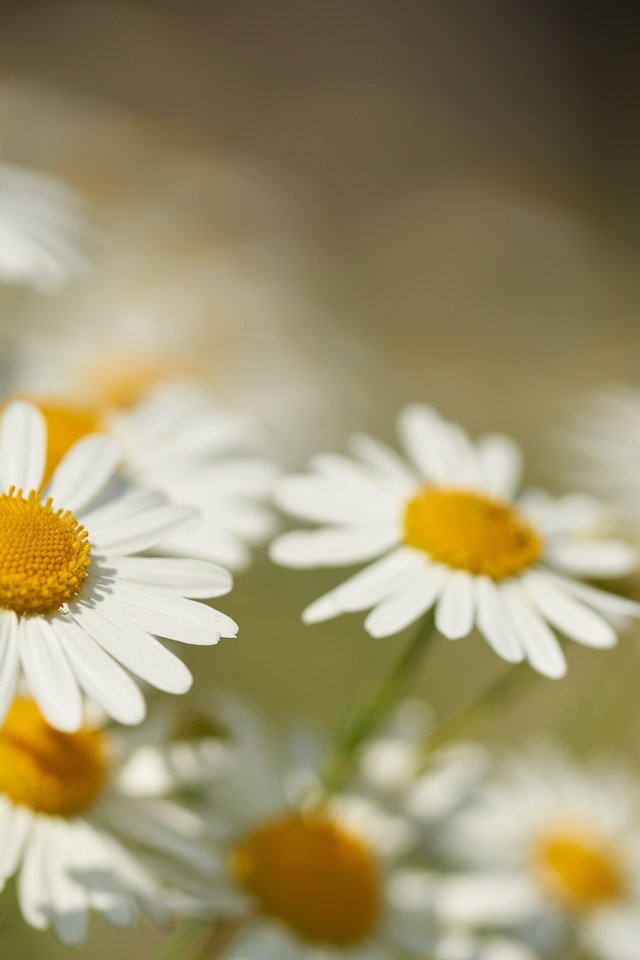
0;487;91;615
404;487;542;580
0;698;107;816
534;825;628;912
230;811;382;945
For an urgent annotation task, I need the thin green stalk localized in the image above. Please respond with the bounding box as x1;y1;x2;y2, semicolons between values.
425;660;532;754
321;611;437;795
155;918;245;960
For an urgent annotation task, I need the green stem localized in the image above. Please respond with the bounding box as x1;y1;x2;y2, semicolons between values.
425;660;532;754
321;611;437;795
155;918;245;960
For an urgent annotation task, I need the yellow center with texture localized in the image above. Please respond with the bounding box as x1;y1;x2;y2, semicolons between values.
534;826;628;912
404;487;542;580
0;698;108;816
230;812;382;945
0;489;91;616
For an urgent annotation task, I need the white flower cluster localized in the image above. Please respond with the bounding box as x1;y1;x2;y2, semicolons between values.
0;161;639;960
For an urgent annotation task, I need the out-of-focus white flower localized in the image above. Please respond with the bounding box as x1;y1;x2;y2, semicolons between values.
0;400;236;731
0;696;223;946
0;162;89;292
436;746;640;960
6;382;278;571
192;693;467;960
271;404;639;678
358;699;489;830
564;386;640;529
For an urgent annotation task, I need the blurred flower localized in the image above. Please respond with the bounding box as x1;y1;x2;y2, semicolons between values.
436;745;640;960
563;386;640;530
6;378;279;571
358;699;489;830
0;162;89;292
271;404;639;677
193;693;455;959
0;400;236;731
0;695;221;946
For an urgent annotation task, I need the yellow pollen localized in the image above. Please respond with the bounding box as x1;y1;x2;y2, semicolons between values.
404;487;542;580
533;824;628;912
229;812;382;946
0;698;108;816
0;488;91;616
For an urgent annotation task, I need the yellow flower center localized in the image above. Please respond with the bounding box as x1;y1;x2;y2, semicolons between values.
0;489;91;616
229;812;382;946
0;698;108;816
533;825;628;912
404;487;542;580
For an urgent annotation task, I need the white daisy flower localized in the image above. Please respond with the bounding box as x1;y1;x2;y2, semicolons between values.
358;699;489;829
10;382;278;571
435;746;640;960
0;695;224;946
196;694;452;960
564;386;640;528
271;404;639;678
0;162;89;292
0;399;237;732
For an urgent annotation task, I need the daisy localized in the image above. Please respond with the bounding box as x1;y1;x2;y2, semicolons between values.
564;386;640;528
0;694;225;946
435;746;640;960
0;162;89;292
271;404;639;678
194;693;457;960
10;381;278;571
0;399;237;732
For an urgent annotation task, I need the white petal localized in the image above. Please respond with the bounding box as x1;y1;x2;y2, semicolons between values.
435;873;540;926
52;617;146;725
18;819;52;931
19;617;83;731
90;503;198;556
0;401;45;492
476;433;522;499
46;820;89;946
348;432;418;485
547;540;638;578
365;564;446;638
73;605;193;694
0;801;30;880
274;474;398;525
435;571;476;640
0;610;20;724
474;576;524;663
101;586;237;643
499;582;567;678
46;435;120;513
270;525;397;568
302;548;423;623
544;571;640;618
102;557;232;599
398;404;467;484
524;570;617;648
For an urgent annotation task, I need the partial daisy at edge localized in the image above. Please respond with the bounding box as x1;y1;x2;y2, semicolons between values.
0;161;91;292
270;403;640;678
434;744;640;960
0;695;230;946
5;379;279;572
0;399;237;732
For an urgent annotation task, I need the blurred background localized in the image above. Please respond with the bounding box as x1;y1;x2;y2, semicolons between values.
1;1;639;955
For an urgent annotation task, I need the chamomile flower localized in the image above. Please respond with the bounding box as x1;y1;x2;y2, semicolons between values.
436;747;640;960
0;399;237;732
271;404;639;678
564;386;640;528
0;162;89;292
11;381;278;571
0;695;221;946
196;694;450;960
